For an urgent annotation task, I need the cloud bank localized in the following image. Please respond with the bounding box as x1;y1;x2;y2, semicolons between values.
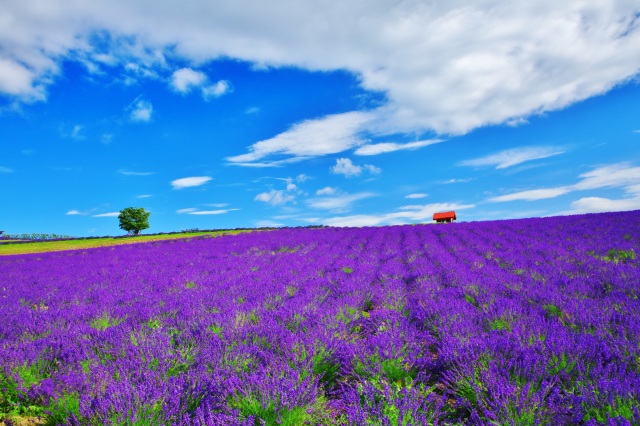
2;1;638;136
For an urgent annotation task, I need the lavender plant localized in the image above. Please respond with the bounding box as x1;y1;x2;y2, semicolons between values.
1;211;639;424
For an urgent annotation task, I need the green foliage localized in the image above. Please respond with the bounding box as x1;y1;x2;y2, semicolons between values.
0;359;83;424
588;248;636;264
208;324;224;337
90;312;124;330
487;317;511;332
603;248;636;263
542;304;562;319
230;394;311;425
312;347;341;389
118;207;150;235
582;396;638;422
465;293;480;308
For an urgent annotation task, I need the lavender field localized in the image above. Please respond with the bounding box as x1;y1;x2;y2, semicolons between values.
1;211;639;425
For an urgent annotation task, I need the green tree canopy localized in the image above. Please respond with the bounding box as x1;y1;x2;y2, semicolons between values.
118;207;150;235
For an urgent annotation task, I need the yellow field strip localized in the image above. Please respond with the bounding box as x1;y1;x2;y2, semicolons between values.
0;230;251;256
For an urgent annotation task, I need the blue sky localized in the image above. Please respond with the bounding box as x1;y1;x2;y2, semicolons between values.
1;1;640;236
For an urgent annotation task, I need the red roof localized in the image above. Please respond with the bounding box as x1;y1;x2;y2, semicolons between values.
433;211;457;221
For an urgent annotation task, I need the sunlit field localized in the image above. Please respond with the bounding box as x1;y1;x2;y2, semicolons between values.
0;230;250;257
1;211;639;425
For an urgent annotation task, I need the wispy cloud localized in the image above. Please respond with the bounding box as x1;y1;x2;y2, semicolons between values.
489;187;572;202
558;196;640;215
489;162;640;203
316;186;337;196
255;220;285;228
0;166;14;173
331;158;381;177
171;176;212;189
118;170;154;176
227;112;372;165
355;139;443;156
93;212;120;217
129;96;153;122
405;193;428;199
307;192;376;212
177;207;238;215
137;194;152;198
443;178;473;184
66;210;84;215
460;146;565;169
70;124;85;140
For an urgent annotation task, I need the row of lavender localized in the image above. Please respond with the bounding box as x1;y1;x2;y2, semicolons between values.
1;211;639;424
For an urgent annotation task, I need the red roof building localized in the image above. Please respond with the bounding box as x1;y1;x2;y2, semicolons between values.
433;211;456;223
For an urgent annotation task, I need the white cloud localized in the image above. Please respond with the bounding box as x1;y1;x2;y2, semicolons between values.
137;194;152;198
572;163;640;191
460;146;565;169
66;210;83;215
443;178;473;184
189;209;238;215
71;124;85;140
354;139;443;156
0;166;14;173
364;164;382;175
316;186;337;196
331;158;361;177
322;202;475;227
226;112;372;164
171;68;207;93
177;207;238;215
255;220;285;228
307;192;375;212
489;187;572;202
3;2;640;135
0;57;43;100
331;158;381;177
558;196;640;215
405;193;428;199
489;162;640;203
202;80;232;99
118;170;154;176
255;189;296;206
129;97;153;122
93;212;120;217
171;176;212;189
171;68;232;100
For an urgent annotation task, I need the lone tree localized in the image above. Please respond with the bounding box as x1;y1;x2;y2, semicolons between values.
118;207;150;235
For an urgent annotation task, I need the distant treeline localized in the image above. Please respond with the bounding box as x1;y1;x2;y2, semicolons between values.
1;233;74;241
